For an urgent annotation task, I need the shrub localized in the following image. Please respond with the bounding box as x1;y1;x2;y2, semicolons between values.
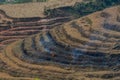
37;0;48;2
116;15;120;22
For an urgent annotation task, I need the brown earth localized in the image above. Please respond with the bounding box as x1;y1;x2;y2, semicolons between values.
0;0;82;18
0;6;120;80
0;1;120;79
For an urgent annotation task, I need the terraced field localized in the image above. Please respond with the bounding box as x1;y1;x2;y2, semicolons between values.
0;9;71;79
0;5;120;80
0;9;71;52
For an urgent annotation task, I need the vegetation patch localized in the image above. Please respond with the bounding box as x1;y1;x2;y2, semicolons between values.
0;0;48;4
84;17;92;26
44;0;120;18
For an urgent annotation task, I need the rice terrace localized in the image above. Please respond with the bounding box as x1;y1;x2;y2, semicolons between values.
0;0;120;80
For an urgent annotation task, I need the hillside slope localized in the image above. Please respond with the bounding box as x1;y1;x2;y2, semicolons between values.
0;9;71;53
0;0;82;17
0;6;120;80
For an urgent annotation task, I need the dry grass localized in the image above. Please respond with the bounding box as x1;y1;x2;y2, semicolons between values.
0;0;82;18
0;3;120;80
49;6;120;54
